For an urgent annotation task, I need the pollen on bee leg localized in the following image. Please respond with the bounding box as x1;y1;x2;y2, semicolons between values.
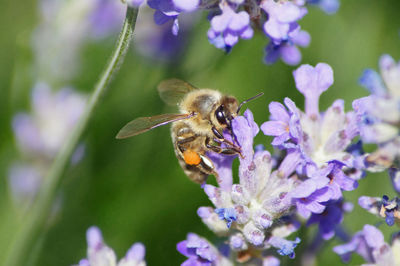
183;150;201;165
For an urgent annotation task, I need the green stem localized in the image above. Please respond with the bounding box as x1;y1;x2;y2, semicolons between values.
4;6;139;266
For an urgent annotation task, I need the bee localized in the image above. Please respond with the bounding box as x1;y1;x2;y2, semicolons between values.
116;79;263;184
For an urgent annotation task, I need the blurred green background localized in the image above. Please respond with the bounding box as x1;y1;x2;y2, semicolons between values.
1;0;400;265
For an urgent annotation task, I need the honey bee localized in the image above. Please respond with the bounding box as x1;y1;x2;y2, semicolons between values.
116;79;263;184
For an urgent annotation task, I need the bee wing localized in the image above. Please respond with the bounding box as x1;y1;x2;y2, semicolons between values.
116;113;195;139
157;79;198;106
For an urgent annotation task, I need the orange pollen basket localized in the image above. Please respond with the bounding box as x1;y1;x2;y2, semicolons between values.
183;150;201;165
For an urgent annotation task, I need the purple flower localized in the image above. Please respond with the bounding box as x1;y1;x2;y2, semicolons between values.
199;109;297;258
12;83;86;159
8;163;42;205
148;0;186;35
307;0;340;15
261;0;310;65
77;226;146;266
264;28;310;65
35;0;124;81
263;63;359;171
389;168;400;194
333;224;396;265
134;8;193;63
215;208;237;228
293;63;333;116
9;83;87;206
177;233;229;266
142;0;335;65
268;236;301;259
263;63;361;219
89;0;125;39
261;1;306;41
359;195;400;226
261;99;301;147
307;200;353;240
208;3;253;51
353;54;400;170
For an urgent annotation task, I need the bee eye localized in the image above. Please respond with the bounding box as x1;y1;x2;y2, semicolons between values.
215;105;227;125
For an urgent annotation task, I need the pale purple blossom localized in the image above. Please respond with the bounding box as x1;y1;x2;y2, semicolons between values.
76;226;146;266
34;0;124;82
208;3;253;51
199;109;298;260
307;0;340;15
389;168;400;194
7;163;43;205
264;28;310;65
353;54;400;170
143;0;334;65
177;233;230;266
359;195;400;226
134;7;194;63
307;200;353;240
12;83;86;159
333;224;400;265
262;63;361;217
9;83;86;205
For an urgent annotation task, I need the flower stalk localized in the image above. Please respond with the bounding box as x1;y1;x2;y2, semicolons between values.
4;6;139;266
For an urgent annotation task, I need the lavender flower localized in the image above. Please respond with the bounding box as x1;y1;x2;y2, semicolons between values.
76;226;146;266
307;200;353;240
353;54;400;170
34;0;124;82
177;233;231;265
13;83;86;159
8;163;42;205
142;0;336;65
134;6;194;63
262;63;360;218
359;195;400;226
208;3;253;51
307;0;340;15
390;168;400;194
198;109;299;262
9;83;86;204
333;224;400;265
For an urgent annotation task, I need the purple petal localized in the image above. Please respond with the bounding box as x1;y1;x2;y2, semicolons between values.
359;69;386;96
291;179;317;198
154;10;173;25
363;224;384;248
292;30;311;47
280;44;301;66
87;226;103;250
261;121;288;136
269;102;290;122
229;11;250;31
389;168;400;193
293;63;333;116
172;0;199;12
264;43;281;64
125;243;146;261
276;2;302;22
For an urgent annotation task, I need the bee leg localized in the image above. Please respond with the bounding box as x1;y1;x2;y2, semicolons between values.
212;126;224;140
206;138;240;155
176;135;197;153
211;126;242;151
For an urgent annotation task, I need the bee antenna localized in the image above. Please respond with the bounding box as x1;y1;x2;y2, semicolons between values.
237;92;264;114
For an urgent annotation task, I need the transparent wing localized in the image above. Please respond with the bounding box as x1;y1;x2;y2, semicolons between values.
116;113;195;139
157;79;198;106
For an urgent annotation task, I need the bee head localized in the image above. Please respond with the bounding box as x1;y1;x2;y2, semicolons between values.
214;92;264;130
214;96;239;130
